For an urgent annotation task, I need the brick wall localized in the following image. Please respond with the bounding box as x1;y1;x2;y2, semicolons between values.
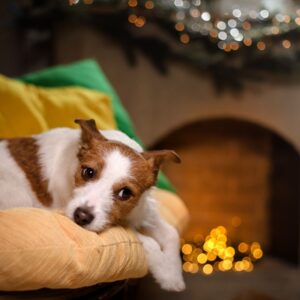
157;119;272;248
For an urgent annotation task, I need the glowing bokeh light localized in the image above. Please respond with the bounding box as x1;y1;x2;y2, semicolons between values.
128;0;137;8
197;253;208;264
182;244;193;255
282;40;291;49
253;248;263;259
238;242;249;253
181;223;263;275
175;22;185;32
203;264;213;275
257;41;266;51
180;33;190;44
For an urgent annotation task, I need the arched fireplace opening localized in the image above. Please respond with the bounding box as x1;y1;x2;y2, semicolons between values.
153;118;299;265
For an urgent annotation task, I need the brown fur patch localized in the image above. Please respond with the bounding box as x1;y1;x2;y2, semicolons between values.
7;137;53;207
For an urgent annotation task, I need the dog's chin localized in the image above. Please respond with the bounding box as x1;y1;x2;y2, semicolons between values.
65;208;108;233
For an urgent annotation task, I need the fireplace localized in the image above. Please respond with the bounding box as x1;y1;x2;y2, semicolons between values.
154;118;300;265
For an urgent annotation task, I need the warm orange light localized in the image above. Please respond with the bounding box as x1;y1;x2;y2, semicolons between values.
189;248;201;263
135;17;146;27
128;0;138;7
204;239;216;252
145;0;154;9
209;30;218;39
222;44;231;52
210;229;218;238
245;261;254;272
238;242;249;253
243;38;252;46
175;22;185;32
180;34;190;44
182;262;191;272
182;244;193;255
217;226;227;235
223;259;233;271
185;225;262;274
218;261;226;271
234;261;243;272
203;264;213;275
257;41;266;51
217;234;227;243
230;42;239;51
225;246;235;258
296;17;300;25
282;39;291;49
207;252;217;261
253;248;263;259
197;253;208;264
241;259;251;271
128;14;137;23
190;263;199;273
83;0;94;4
250;242;261;252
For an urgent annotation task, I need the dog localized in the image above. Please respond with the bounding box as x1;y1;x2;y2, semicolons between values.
0;119;185;291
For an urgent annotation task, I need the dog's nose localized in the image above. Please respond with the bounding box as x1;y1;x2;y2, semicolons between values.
74;207;94;226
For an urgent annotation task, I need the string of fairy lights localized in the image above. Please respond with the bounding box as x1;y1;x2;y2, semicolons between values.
69;0;300;82
125;0;300;52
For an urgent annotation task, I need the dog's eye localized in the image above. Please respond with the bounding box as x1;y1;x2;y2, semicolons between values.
117;187;133;201
81;167;96;181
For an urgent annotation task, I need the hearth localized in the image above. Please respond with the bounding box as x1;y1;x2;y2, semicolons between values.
154;118;300;268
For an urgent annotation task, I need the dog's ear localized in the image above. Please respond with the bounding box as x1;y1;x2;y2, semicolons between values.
142;150;181;176
75;119;106;147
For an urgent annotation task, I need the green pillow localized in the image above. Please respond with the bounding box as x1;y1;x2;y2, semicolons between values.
19;59;175;192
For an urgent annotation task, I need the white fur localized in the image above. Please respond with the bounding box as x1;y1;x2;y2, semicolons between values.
0;128;185;292
129;189;185;291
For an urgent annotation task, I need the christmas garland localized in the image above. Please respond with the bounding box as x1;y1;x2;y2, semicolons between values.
70;0;300;89
13;0;300;89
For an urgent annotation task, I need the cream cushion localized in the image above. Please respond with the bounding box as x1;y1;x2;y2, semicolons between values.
0;189;189;291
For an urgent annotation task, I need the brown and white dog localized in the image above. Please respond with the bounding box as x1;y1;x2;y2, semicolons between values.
0;119;185;291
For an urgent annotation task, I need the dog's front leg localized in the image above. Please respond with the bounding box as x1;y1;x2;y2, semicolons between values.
135;229;185;292
134;196;185;291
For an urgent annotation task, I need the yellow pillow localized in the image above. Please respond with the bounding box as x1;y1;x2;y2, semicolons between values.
0;75;116;138
0;208;147;291
0;189;188;291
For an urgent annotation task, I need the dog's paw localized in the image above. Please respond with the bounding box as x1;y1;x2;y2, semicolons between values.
158;272;186;292
136;232;185;292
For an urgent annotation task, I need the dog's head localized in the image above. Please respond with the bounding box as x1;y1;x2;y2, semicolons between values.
66;119;180;232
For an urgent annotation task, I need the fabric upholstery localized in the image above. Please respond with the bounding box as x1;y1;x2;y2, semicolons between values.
0;189;188;291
